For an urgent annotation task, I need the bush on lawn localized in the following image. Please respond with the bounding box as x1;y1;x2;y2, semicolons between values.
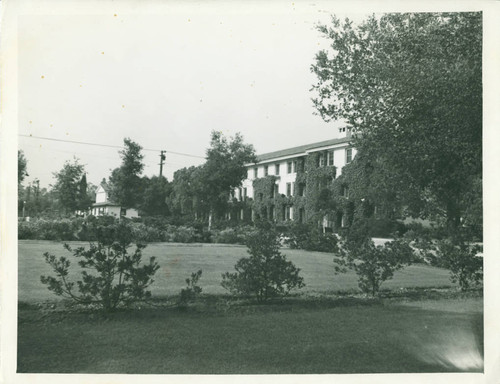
334;238;414;296
212;225;256;245
18;218;83;241
282;222;339;252
40;221;160;310
129;222;169;242
178;270;203;306
221;225;305;301
436;238;483;291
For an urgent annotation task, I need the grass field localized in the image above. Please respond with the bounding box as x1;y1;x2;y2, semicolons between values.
18;240;455;302
18;297;483;373
17;240;482;374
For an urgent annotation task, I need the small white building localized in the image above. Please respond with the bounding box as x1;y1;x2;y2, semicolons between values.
90;183;139;219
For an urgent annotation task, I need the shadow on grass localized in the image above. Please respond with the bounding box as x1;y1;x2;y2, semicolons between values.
17;291;483;374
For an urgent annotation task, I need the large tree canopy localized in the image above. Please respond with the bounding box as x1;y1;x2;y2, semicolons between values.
200;131;256;227
18;150;28;185
108;138;145;209
52;158;87;214
311;12;482;231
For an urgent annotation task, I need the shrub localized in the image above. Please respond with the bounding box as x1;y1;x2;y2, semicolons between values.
167;225;198;243
221;226;305;301
283;222;338;252
18;218;82;241
40;221;160;310
436;239;483;291
334;238;414;296
179;270;203;306
129;222;168;242
213;225;256;245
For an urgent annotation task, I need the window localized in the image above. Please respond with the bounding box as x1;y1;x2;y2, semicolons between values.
254;167;258;178
328;150;334;166
238;187;242;200
298;183;305;197
298;159;305;172
319;154;325;167
286;183;292;196
287;161;293;174
270;205;275;221
264;165;268;176
342;185;349;198
275;163;280;175
243;188;247;200
272;184;279;198
346;148;353;164
285;206;291;221
341;214;348;228
293;161;297;173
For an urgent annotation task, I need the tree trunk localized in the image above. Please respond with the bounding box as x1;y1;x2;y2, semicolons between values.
208;210;213;231
446;199;462;237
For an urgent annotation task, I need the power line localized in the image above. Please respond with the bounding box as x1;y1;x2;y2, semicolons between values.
19;134;206;159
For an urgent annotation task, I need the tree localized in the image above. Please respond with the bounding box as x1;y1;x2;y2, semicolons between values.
108;138;145;208
18;150;28;185
199;131;256;229
76;173;93;212
140;176;171;217
40;220;160;310
334;238;414;296
221;225;305;301
52;158;86;214
166;165;208;222
311;13;482;235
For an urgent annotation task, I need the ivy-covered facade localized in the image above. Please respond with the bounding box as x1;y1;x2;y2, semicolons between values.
229;129;360;232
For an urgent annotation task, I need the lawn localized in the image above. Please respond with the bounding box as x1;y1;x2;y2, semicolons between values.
17;240;482;374
18;240;455;302
17;297;483;373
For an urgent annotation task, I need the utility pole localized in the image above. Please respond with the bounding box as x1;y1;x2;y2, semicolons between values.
159;150;166;177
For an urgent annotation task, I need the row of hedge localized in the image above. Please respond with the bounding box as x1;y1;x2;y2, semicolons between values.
17;216;259;245
18;216;341;251
17;215;454;253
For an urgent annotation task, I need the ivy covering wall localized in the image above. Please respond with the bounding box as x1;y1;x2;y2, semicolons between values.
225;151;361;232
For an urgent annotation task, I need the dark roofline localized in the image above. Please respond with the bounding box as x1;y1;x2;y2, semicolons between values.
255;136;352;163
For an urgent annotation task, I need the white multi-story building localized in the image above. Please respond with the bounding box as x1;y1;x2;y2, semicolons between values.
232;128;356;228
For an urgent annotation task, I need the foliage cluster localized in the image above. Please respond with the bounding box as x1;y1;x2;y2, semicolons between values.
108;138;145;209
282;222;338;253
40;221;160;310
403;228;483;291
294;152;337;223
178;270;203;306
51;159;93;214
311;12;482;234
251;176;293;221
334;238;414;296
221;226;304;301
436;240;483;291
211;226;257;245
18;217;85;241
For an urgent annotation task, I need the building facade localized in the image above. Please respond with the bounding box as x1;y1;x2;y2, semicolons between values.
231;128;356;231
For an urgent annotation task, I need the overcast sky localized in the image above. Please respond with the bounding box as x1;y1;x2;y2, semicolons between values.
18;3;370;188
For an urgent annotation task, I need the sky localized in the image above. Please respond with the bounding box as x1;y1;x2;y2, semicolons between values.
17;3;368;188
